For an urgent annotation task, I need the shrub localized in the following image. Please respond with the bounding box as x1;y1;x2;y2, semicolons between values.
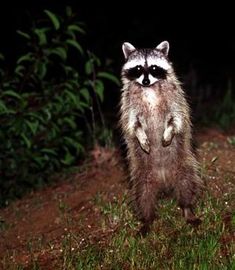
213;80;235;130
0;7;119;206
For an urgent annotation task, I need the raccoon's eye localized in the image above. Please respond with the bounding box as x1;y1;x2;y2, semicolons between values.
149;65;166;79
127;65;143;78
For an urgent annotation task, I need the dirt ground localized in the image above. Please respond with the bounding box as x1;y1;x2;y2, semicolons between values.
0;127;234;269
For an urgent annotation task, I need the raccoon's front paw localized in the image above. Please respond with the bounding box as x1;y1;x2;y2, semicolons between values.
162;126;175;147
140;138;150;153
162;136;174;147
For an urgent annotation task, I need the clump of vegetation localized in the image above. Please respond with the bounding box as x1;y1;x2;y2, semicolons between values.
0;7;119;206
198;80;235;130
213;80;235;130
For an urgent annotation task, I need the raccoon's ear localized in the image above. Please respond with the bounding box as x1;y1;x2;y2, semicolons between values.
122;42;136;59
156;41;170;56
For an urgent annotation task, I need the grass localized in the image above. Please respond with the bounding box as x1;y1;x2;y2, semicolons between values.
1;190;234;270
76;193;234;270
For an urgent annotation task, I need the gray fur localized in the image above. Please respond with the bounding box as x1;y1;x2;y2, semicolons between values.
120;41;203;235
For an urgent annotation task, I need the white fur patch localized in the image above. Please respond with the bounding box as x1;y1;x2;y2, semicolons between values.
147;56;171;70
123;58;145;70
136;128;148;145
163;125;174;142
136;74;144;85
149;74;159;85
128;109;137;134
142;87;159;108
173;113;183;132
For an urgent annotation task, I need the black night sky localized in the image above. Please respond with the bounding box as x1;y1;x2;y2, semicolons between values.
0;2;234;99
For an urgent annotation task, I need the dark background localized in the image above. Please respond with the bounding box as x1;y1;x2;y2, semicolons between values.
0;2;234;109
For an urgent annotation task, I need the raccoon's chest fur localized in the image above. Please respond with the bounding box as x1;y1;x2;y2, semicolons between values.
141;87;160;109
130;84;169;143
125;82;181;181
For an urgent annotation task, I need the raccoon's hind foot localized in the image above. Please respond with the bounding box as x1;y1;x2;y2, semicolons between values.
183;207;202;227
137;223;151;237
186;217;202;226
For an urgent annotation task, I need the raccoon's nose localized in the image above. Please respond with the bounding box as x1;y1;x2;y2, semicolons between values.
142;78;150;86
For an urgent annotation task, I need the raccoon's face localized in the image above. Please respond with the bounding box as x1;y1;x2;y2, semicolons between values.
122;41;171;87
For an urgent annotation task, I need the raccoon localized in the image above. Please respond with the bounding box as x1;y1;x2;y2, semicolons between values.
120;41;203;235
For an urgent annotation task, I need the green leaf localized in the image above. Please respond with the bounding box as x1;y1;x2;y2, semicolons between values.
17;30;31;40
66;39;84;55
48;47;67;61
64;137;84;153
86;51;101;67
43;108;52;121
64;89;78;105
15;65;25;76
62;65;73;75
21;133;31;149
32;156;45;167
69;79;79;87
85;60;93;75
3;90;22;100
64;82;74;91
63;117;77;129
44;10;60;30
17;53;33;64
76;102;84;113
50;122;60;137
54;95;64;104
80;88;90;103
34;28;47;46
41;148;57;156
26;112;45;123
25;120;39;135
35;61;47;79
0;108;16;115
95;80;104;102
68;24;85;34
0;100;8;113
97;71;120;86
61;149;75;165
66;31;76;40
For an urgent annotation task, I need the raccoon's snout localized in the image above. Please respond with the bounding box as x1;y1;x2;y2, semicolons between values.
142;77;150;86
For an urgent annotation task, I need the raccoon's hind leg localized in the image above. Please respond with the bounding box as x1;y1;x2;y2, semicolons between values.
133;176;158;236
175;169;202;226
